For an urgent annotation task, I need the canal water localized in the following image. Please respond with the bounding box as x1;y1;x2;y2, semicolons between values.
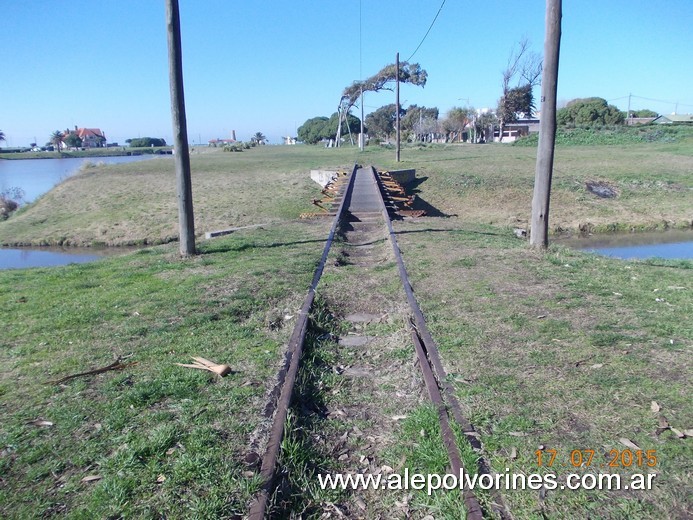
0;155;156;203
0;155;156;269
559;230;693;260
0;247;123;270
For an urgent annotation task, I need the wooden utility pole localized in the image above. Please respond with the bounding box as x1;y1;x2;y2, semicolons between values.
395;52;401;162
360;87;365;151
530;0;561;249
166;0;196;256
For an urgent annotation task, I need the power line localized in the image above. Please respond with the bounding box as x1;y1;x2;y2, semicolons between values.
406;0;445;62
631;94;693;108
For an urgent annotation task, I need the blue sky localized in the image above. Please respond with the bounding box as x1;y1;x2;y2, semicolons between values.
2;0;692;146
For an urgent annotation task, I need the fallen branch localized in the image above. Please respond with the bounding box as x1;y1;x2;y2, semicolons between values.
175;356;233;377
48;357;137;385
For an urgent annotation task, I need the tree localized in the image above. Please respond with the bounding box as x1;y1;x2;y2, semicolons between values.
472;112;497;143
326;112;362;142
128;137;167;147
442;106;474;142
401;105;439;142
365;104;400;140
633;109;657;118
63;132;82;148
49;130;64;150
251;132;267;145
0;130;5;146
498;39;542;141
556;97;624;126
341;61;428;111
297;116;330;144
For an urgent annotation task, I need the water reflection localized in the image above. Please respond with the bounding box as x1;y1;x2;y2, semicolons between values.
559;230;693;260
0;246;133;270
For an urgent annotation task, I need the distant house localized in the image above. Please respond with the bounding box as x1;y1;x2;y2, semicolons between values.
209;130;238;146
283;136;297;145
208;138;236;147
651;114;693;125
626;117;657;126
501;117;541;142
71;126;106;147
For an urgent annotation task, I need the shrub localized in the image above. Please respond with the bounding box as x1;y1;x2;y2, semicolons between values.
128;137;167;147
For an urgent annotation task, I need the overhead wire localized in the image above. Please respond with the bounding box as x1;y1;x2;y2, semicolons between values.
406;0;446;62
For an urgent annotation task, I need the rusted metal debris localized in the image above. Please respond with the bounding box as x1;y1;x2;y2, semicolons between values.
376;169;426;217
301;169;349;219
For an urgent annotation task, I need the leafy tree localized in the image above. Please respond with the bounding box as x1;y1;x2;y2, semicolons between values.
326;112;363;141
63;132;82;148
297;116;330;144
473;112;498;143
128;137;167;147
633;109;658;118
497;39;542;140
49;130;64;150
442;106;474;142
341;61;428;110
251;132;267;145
557;98;625;126
365;104;401;140
297;114;362;144
401;105;438;141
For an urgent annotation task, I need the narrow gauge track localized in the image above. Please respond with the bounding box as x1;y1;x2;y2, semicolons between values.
249;165;510;519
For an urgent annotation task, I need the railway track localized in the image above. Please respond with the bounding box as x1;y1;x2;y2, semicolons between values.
248;164;510;519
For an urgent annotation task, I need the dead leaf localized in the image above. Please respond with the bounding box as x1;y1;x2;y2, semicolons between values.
510;447;518;460
27;419;53;427
81;475;102;483
658;416;670;429
650;401;661;413
509;432;529;437
156;474;166;483
619;438;641;451
670;428;685;439
536;315;547;319
391;415;408;421
684;429;693;437
590;363;604;369
242;470;255;478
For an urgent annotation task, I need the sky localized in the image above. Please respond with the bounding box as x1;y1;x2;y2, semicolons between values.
2;0;692;147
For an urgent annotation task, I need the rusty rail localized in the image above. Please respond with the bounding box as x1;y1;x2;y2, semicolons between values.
371;165;512;520
248;164;510;519
248;164;358;519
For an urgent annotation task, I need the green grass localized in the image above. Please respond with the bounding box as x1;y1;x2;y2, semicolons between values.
0;222;329;518
0;141;691;518
394;221;692;519
514;125;693;147
1;139;692;246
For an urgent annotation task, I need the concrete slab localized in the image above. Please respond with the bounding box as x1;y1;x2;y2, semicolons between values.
310;169;338;187
344;312;383;324
388;168;416;185
338;335;373;347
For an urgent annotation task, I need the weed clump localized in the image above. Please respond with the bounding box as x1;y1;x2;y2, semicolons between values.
0;187;24;219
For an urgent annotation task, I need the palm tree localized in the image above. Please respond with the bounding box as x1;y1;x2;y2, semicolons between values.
50;130;64;151
0;130;5;146
251;132;266;145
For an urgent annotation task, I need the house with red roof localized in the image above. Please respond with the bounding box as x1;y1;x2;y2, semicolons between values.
66;126;106;148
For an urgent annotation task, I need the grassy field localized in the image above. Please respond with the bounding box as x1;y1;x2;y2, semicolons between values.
1;136;691;246
0;139;691;518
